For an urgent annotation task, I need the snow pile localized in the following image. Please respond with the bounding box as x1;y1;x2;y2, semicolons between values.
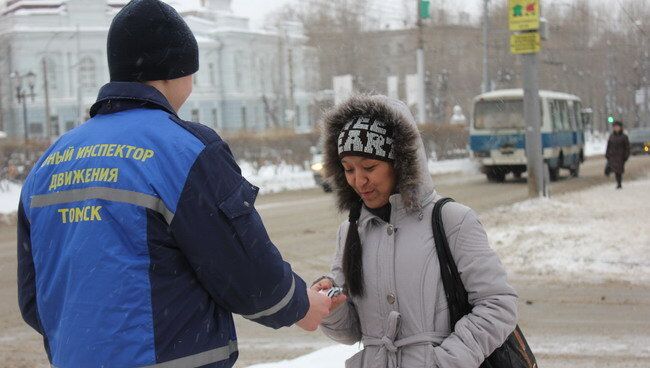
239;162;317;194
530;334;650;359
584;131;608;157
484;177;650;283
246;344;360;368
0;180;21;215
428;158;480;176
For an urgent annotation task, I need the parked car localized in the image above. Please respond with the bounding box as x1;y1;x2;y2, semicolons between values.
310;146;332;192
628;128;650;155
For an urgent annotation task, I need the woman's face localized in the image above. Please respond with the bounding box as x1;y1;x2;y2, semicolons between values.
613;124;622;133
341;156;396;209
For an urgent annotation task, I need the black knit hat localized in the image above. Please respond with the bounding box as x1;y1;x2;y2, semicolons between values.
337;117;395;162
107;0;199;82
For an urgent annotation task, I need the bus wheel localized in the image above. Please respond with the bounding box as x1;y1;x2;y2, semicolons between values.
486;169;506;183
549;165;560;182
570;163;580;177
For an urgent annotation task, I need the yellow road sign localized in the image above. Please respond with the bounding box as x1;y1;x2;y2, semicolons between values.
508;0;540;31
510;32;541;54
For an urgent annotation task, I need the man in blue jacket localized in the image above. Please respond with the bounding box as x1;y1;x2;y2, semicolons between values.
17;1;331;367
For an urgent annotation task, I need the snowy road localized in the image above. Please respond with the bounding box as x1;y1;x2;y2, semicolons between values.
0;155;648;367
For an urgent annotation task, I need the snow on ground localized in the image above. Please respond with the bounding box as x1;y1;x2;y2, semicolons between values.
428;157;480;175
0;180;21;215
239;161;317;194
246;344;360;368
585;131;608;157
529;334;650;359
484;176;650;284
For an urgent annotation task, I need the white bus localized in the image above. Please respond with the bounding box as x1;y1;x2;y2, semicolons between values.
470;89;588;182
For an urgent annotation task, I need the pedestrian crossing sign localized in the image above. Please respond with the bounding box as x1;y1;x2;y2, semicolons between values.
509;0;540;31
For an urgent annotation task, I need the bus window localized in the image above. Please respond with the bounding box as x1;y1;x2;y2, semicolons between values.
573;102;583;129
559;101;571;131
551;100;563;132
567;103;577;130
474;99;525;129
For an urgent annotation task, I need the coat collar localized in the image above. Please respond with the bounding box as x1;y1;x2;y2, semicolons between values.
89;82;177;118
357;190;437;230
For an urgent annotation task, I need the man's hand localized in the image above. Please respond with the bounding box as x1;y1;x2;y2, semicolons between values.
311;278;348;312
296;288;332;331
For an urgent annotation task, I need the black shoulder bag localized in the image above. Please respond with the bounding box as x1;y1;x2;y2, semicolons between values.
432;198;538;368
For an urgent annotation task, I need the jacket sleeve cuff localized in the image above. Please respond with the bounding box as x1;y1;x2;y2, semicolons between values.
241;272;309;329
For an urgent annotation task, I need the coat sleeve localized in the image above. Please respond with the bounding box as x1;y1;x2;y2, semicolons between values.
624;135;630;161
17;199;44;335
170;140;309;329
432;207;518;368
605;137;611;160
320;222;363;345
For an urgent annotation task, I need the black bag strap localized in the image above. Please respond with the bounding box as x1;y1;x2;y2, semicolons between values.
432;198;473;329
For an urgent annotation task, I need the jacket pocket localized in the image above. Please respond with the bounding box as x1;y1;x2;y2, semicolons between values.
218;179;261;251
219;179;259;218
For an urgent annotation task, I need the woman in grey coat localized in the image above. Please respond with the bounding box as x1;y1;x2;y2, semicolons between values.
313;94;518;368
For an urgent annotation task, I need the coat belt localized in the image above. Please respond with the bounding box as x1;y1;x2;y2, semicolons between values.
361;311;447;368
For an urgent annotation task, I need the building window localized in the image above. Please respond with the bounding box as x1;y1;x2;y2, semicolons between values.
191;109;199;122
79;57;96;89
209;63;216;86
212;108;218;128
29;123;43;135
50;115;60;137
259;58;266;92
296;105;302;127
235;52;244;91
241;106;247;130
42;57;58;91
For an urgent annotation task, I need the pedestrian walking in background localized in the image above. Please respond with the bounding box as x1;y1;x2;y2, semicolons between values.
606;120;630;189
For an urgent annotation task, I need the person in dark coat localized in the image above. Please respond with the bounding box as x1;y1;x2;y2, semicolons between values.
606;121;631;189
16;1;330;367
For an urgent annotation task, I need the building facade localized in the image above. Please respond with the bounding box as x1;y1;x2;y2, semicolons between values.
0;0;320;139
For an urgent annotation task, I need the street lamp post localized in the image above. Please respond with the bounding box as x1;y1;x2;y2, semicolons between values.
10;71;37;142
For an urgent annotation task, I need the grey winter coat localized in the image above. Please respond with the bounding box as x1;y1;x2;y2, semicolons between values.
320;95;518;368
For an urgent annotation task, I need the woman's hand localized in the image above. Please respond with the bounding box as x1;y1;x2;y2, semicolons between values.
311;278;348;311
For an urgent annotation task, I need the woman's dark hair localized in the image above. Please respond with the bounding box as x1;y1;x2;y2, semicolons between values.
342;201;364;296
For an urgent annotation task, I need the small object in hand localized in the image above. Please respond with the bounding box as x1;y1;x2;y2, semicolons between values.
319;287;343;298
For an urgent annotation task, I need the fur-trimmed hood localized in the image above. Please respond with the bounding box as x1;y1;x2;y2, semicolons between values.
322;94;434;213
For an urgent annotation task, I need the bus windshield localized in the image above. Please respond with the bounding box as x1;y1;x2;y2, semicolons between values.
474;99;525;130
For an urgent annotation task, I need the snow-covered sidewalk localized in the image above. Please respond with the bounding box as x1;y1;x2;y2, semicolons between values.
0;180;21;215
584;131;608;157
239;162;316;194
485;176;650;284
